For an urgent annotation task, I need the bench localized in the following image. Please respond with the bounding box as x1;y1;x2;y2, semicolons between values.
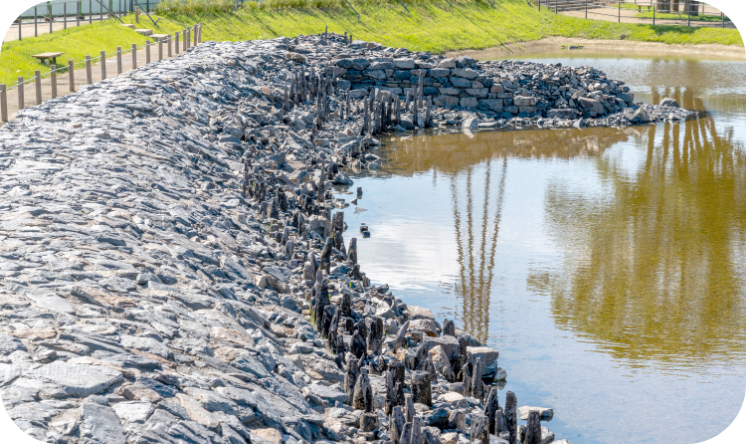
637;5;652;12
32;52;65;66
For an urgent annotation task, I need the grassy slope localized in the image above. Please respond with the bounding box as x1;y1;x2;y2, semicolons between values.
0;0;742;86
165;0;742;51
0;17;192;86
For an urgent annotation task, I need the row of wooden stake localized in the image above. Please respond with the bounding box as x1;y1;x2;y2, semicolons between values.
0;23;203;124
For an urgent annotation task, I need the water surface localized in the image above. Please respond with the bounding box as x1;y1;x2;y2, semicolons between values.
340;50;746;444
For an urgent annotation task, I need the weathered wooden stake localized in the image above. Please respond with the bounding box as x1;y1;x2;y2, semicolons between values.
85;56;92;84
175;32;180;55
17;77;24;110
68;60;75;92
50;65;57;99
194;24;199;46
100;50;107;80
146;40;151;64
34;71;42;105
116;47;123;75
168;35;172;57
0;84;7;123
158;38;163;61
132;44;137;69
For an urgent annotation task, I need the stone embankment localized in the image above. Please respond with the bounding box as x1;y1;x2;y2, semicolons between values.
0;33;684;444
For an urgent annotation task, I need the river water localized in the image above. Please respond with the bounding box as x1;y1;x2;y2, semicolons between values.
338;50;746;444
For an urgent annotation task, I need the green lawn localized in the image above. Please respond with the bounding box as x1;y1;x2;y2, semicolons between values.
0;0;742;88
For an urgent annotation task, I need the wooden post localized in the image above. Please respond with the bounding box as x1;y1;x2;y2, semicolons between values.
199;23;203;43
34;7;38;37
158;37;163;61
86;55;93;84
49;2;53;35
117;47;122;74
0;85;7;123
35;71;42;105
585;0;587;19
194;24;198;46
68;60;75;92
175;32;180;54
132;43;137;69
64;2;67;29
167;35;172;57
146;40;151;64
135;6;139;22
618;0;621;22
18;77;25;110
101;50;106;80
186;28;191;49
183;29;187;51
51;64;58;98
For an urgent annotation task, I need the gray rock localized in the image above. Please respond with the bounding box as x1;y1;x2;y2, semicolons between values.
79;403;126;444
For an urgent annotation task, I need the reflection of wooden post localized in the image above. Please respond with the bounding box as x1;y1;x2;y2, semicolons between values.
50;65;57;98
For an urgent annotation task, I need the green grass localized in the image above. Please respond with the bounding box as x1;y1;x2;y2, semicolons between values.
0;0;742;87
0;15;198;87
0;20;151;87
159;0;742;51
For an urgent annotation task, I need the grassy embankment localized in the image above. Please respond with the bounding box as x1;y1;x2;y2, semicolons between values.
615;1;731;22
0;0;742;87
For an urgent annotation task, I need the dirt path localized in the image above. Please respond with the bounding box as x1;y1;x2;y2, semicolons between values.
445;37;745;60
3;16;115;42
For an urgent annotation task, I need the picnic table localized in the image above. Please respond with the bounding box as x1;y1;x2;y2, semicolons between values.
32;52;65;66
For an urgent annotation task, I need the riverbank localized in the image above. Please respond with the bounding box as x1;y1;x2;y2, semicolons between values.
0;33;689;444
2;0;742;87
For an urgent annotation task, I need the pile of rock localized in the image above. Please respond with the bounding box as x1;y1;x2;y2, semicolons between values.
0;31;683;444
324;37;692;130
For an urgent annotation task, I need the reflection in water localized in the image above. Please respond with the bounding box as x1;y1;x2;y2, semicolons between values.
381;127;636;344
544;94;746;364
352;53;746;444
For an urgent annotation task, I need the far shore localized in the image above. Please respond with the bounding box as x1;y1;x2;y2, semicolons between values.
445;37;746;60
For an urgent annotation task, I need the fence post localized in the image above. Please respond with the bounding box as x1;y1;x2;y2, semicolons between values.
101;50;107;80
35;71;42;105
51;64;58;98
132;43;137;69
68;60;75;92
0;85;7;123
722;12;725;28
89;0;92;24
49;1;53;35
64;2;67;30
18;77;25;111
77;1;81;27
146;0;149;13
585;0;587;19
18;17;22;41
86;55;93;84
618;0;620;22
175;32;180;54
555;0;557;14
194;25;198;46
186;28;191;49
34;7;38;37
168;35;172;57
117;47;122;74
146;40;151;64
687;4;690;27
158;37;163;61
653;5;655;25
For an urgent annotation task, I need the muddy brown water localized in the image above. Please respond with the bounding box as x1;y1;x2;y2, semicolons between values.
339;51;746;444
